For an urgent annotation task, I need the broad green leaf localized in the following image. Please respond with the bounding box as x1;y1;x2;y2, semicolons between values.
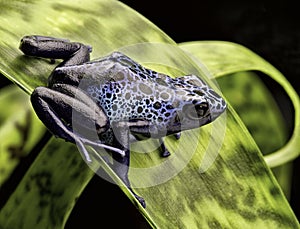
0;1;299;229
180;41;299;201
215;71;288;154
213;71;292;197
0;85;46;185
1;138;94;228
179;41;300;168
0;0;174;94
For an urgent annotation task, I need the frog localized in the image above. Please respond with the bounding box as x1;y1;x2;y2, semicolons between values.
19;35;227;208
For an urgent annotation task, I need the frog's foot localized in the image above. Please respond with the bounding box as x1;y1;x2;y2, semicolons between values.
134;193;146;208
161;148;171;157
158;133;181;157
174;132;181;140
159;138;171;157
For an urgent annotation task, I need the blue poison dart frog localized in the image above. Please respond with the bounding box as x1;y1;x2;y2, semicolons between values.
19;35;226;208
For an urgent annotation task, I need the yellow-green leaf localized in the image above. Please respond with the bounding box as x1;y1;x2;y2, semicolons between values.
0;85;46;185
180;41;300;168
212;71;292;197
0;1;299;228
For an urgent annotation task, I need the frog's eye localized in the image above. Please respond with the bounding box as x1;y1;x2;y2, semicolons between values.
185;102;209;120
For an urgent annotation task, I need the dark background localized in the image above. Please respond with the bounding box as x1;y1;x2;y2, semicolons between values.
1;0;299;227
122;0;300;94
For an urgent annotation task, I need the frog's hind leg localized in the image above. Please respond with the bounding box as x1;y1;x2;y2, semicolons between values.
31;85;125;162
111;121;147;208
19;35;91;66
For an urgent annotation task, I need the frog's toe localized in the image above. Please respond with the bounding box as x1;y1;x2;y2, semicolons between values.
174;133;181;140
161;150;171;157
135;194;146;208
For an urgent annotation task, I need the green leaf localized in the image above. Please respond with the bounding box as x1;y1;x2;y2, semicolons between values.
0;85;46;185
180;41;299;200
1;138;93;228
180;41;300;167
212;71;292;197
0;0;174;94
0;1;299;228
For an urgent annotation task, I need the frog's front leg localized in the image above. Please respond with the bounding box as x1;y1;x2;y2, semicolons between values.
158;133;181;157
159;138;171;157
31;84;125;162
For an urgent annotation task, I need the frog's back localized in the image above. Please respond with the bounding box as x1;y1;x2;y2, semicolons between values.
65;52;156;84
86;52;195;129
92;52;159;81
85;52;226;130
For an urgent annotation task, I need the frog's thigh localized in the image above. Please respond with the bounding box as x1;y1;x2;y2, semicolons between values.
31;86;108;140
31;86;79;143
31;86;98;162
50;83;108;133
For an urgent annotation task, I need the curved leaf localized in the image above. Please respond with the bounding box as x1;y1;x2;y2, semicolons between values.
212;71;288;154
180;41;300;168
208;71;292;197
0;1;298;228
0;0;175;94
0;85;46;185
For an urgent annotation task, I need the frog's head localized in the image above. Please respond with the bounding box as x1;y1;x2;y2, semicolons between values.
164;75;226;133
